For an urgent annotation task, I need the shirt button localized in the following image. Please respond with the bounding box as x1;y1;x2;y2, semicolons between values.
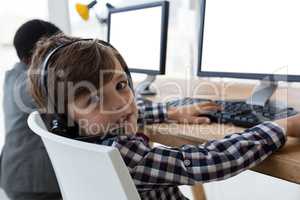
184;159;191;167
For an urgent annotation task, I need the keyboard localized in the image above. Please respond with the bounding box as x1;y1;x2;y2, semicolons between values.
166;98;298;128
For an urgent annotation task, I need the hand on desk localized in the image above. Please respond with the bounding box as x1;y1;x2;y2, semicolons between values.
167;102;222;124
275;114;300;138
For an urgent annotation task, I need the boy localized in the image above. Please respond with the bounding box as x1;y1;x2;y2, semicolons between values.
29;34;300;200
1;20;62;200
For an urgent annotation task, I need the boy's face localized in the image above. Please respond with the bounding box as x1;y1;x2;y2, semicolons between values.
68;60;138;136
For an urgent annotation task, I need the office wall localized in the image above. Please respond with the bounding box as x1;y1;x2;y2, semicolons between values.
0;1;48;44
48;0;71;34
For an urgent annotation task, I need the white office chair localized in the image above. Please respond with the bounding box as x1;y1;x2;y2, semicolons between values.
27;111;141;200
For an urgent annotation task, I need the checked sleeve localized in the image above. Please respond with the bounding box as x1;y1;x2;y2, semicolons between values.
135;95;168;124
111;121;286;191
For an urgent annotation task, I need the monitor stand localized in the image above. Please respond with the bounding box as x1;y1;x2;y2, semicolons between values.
246;79;278;106
135;75;157;96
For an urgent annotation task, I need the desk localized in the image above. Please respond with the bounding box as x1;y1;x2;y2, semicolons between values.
140;77;300;193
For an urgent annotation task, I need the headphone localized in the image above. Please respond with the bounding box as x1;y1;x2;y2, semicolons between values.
39;39;134;141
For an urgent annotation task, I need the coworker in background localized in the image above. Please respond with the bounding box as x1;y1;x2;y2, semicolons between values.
28;34;300;200
0;19;62;200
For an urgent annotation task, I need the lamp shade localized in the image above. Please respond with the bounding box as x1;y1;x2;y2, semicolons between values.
75;1;98;21
75;3;90;21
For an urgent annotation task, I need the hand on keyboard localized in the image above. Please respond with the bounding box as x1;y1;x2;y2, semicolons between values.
167;101;222;124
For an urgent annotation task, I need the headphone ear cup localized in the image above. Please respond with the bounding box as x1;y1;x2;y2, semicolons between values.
40;113;63;134
50;115;68;135
40;113;79;138
52;114;80;138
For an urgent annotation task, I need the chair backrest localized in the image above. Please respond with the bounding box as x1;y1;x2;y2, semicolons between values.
28;111;141;200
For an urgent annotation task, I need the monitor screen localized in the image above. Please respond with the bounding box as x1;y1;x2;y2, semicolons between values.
108;2;168;75
198;0;300;81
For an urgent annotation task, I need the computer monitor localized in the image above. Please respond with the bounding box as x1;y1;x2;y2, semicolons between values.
198;0;300;106
107;1;169;95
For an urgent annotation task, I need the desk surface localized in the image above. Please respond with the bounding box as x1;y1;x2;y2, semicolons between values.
142;77;300;184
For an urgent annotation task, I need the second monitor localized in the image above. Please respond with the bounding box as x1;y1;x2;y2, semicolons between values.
198;0;300;106
107;1;169;95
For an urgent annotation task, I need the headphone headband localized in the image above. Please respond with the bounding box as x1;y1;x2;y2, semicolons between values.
40;39;114;97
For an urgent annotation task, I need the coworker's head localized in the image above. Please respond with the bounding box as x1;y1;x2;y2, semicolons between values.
29;34;138;137
13;19;61;65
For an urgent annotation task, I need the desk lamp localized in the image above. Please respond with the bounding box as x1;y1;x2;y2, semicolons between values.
75;0;98;21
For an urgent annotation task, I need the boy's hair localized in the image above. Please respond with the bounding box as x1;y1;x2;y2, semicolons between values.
13;19;61;63
29;34;127;115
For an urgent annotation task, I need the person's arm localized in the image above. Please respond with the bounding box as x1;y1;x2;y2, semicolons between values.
135;95;220;125
136;95;168;125
113;121;285;191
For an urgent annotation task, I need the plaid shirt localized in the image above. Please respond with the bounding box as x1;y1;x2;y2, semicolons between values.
96;97;286;200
